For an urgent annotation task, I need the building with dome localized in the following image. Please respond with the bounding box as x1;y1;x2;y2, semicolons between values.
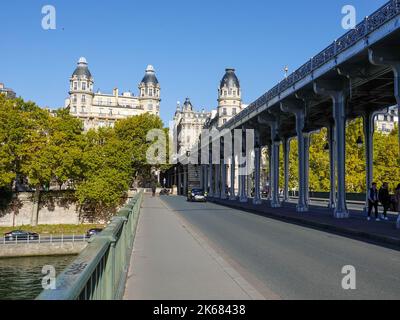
65;57;161;131
168;68;247;194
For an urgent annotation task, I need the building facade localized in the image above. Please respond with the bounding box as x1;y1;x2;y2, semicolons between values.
0;83;16;99
376;106;399;133
169;68;247;194
65;57;161;131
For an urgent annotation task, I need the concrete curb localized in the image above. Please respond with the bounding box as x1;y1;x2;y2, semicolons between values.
208;198;400;249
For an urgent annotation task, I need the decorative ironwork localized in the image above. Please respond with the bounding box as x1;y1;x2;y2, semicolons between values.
221;0;400;130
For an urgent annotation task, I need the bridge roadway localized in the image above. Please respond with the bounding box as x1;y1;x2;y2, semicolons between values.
124;195;400;300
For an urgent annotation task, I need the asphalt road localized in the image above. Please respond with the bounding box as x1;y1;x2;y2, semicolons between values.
161;196;400;300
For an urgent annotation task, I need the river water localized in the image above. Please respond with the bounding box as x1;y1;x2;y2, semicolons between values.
0;255;75;300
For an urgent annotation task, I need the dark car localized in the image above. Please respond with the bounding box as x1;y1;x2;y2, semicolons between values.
187;189;207;202
86;228;103;238
4;230;39;241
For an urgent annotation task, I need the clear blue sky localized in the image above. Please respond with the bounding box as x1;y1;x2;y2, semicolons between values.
0;0;387;126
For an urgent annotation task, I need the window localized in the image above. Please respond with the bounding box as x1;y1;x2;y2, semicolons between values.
107;99;111;106
109;109;113;116
148;104;153;111
73;82;77;90
82;82;87;90
100;108;104;115
81;95;86;104
73;95;77;103
72;106;77;113
223;108;227;116
233;90;236;96
232;108;237;115
98;98;103;105
149;89;153;97
81;106;85;113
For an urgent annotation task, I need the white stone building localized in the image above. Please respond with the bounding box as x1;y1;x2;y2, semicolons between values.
376;106;399;133
65;57;161;131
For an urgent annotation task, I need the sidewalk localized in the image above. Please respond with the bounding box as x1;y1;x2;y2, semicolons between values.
208;197;400;248
123;195;264;300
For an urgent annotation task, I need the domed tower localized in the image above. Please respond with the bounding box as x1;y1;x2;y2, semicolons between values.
138;65;161;116
218;68;242;127
183;98;193;111
68;57;94;114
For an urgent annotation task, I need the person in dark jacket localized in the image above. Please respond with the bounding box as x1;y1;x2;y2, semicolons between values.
378;182;390;220
368;182;379;221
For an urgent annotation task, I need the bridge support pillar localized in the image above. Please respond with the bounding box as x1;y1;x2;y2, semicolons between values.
282;138;290;203
267;143;272;201
304;132;311;207
178;167;182;196
369;49;400;155
239;128;248;203
221;161;227;200
183;166;188;196
208;150;214;197
253;146;262;205
314;79;351;219
280;100;308;212
327;122;336;209
215;163;221;198
230;152;237;200
258;114;281;208
363;111;375;212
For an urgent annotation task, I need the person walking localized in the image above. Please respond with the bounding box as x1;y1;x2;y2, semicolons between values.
378;182;390;221
368;182;380;221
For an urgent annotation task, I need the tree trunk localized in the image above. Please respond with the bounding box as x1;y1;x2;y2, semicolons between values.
31;186;40;226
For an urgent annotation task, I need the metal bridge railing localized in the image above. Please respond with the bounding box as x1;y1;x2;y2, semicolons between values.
36;191;143;300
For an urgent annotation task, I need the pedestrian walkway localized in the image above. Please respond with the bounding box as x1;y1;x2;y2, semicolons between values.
123;195;264;300
209;197;400;248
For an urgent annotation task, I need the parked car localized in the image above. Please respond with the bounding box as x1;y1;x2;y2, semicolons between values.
4;230;39;241
86;228;103;238
160;188;170;196
187;189;207;202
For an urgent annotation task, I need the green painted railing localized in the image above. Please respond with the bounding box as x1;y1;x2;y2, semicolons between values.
36;191;143;300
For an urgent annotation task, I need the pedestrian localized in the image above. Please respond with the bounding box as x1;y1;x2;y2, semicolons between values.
368;182;379;221
378;182;390;221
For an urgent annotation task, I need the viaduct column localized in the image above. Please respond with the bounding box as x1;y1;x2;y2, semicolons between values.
280;99;308;212
314;78;351;219
327;122;336;209
258;113;281;208
282;138;290;203
208;146;214;197
230;131;237;200
239;127;248;203
253;129;262;205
